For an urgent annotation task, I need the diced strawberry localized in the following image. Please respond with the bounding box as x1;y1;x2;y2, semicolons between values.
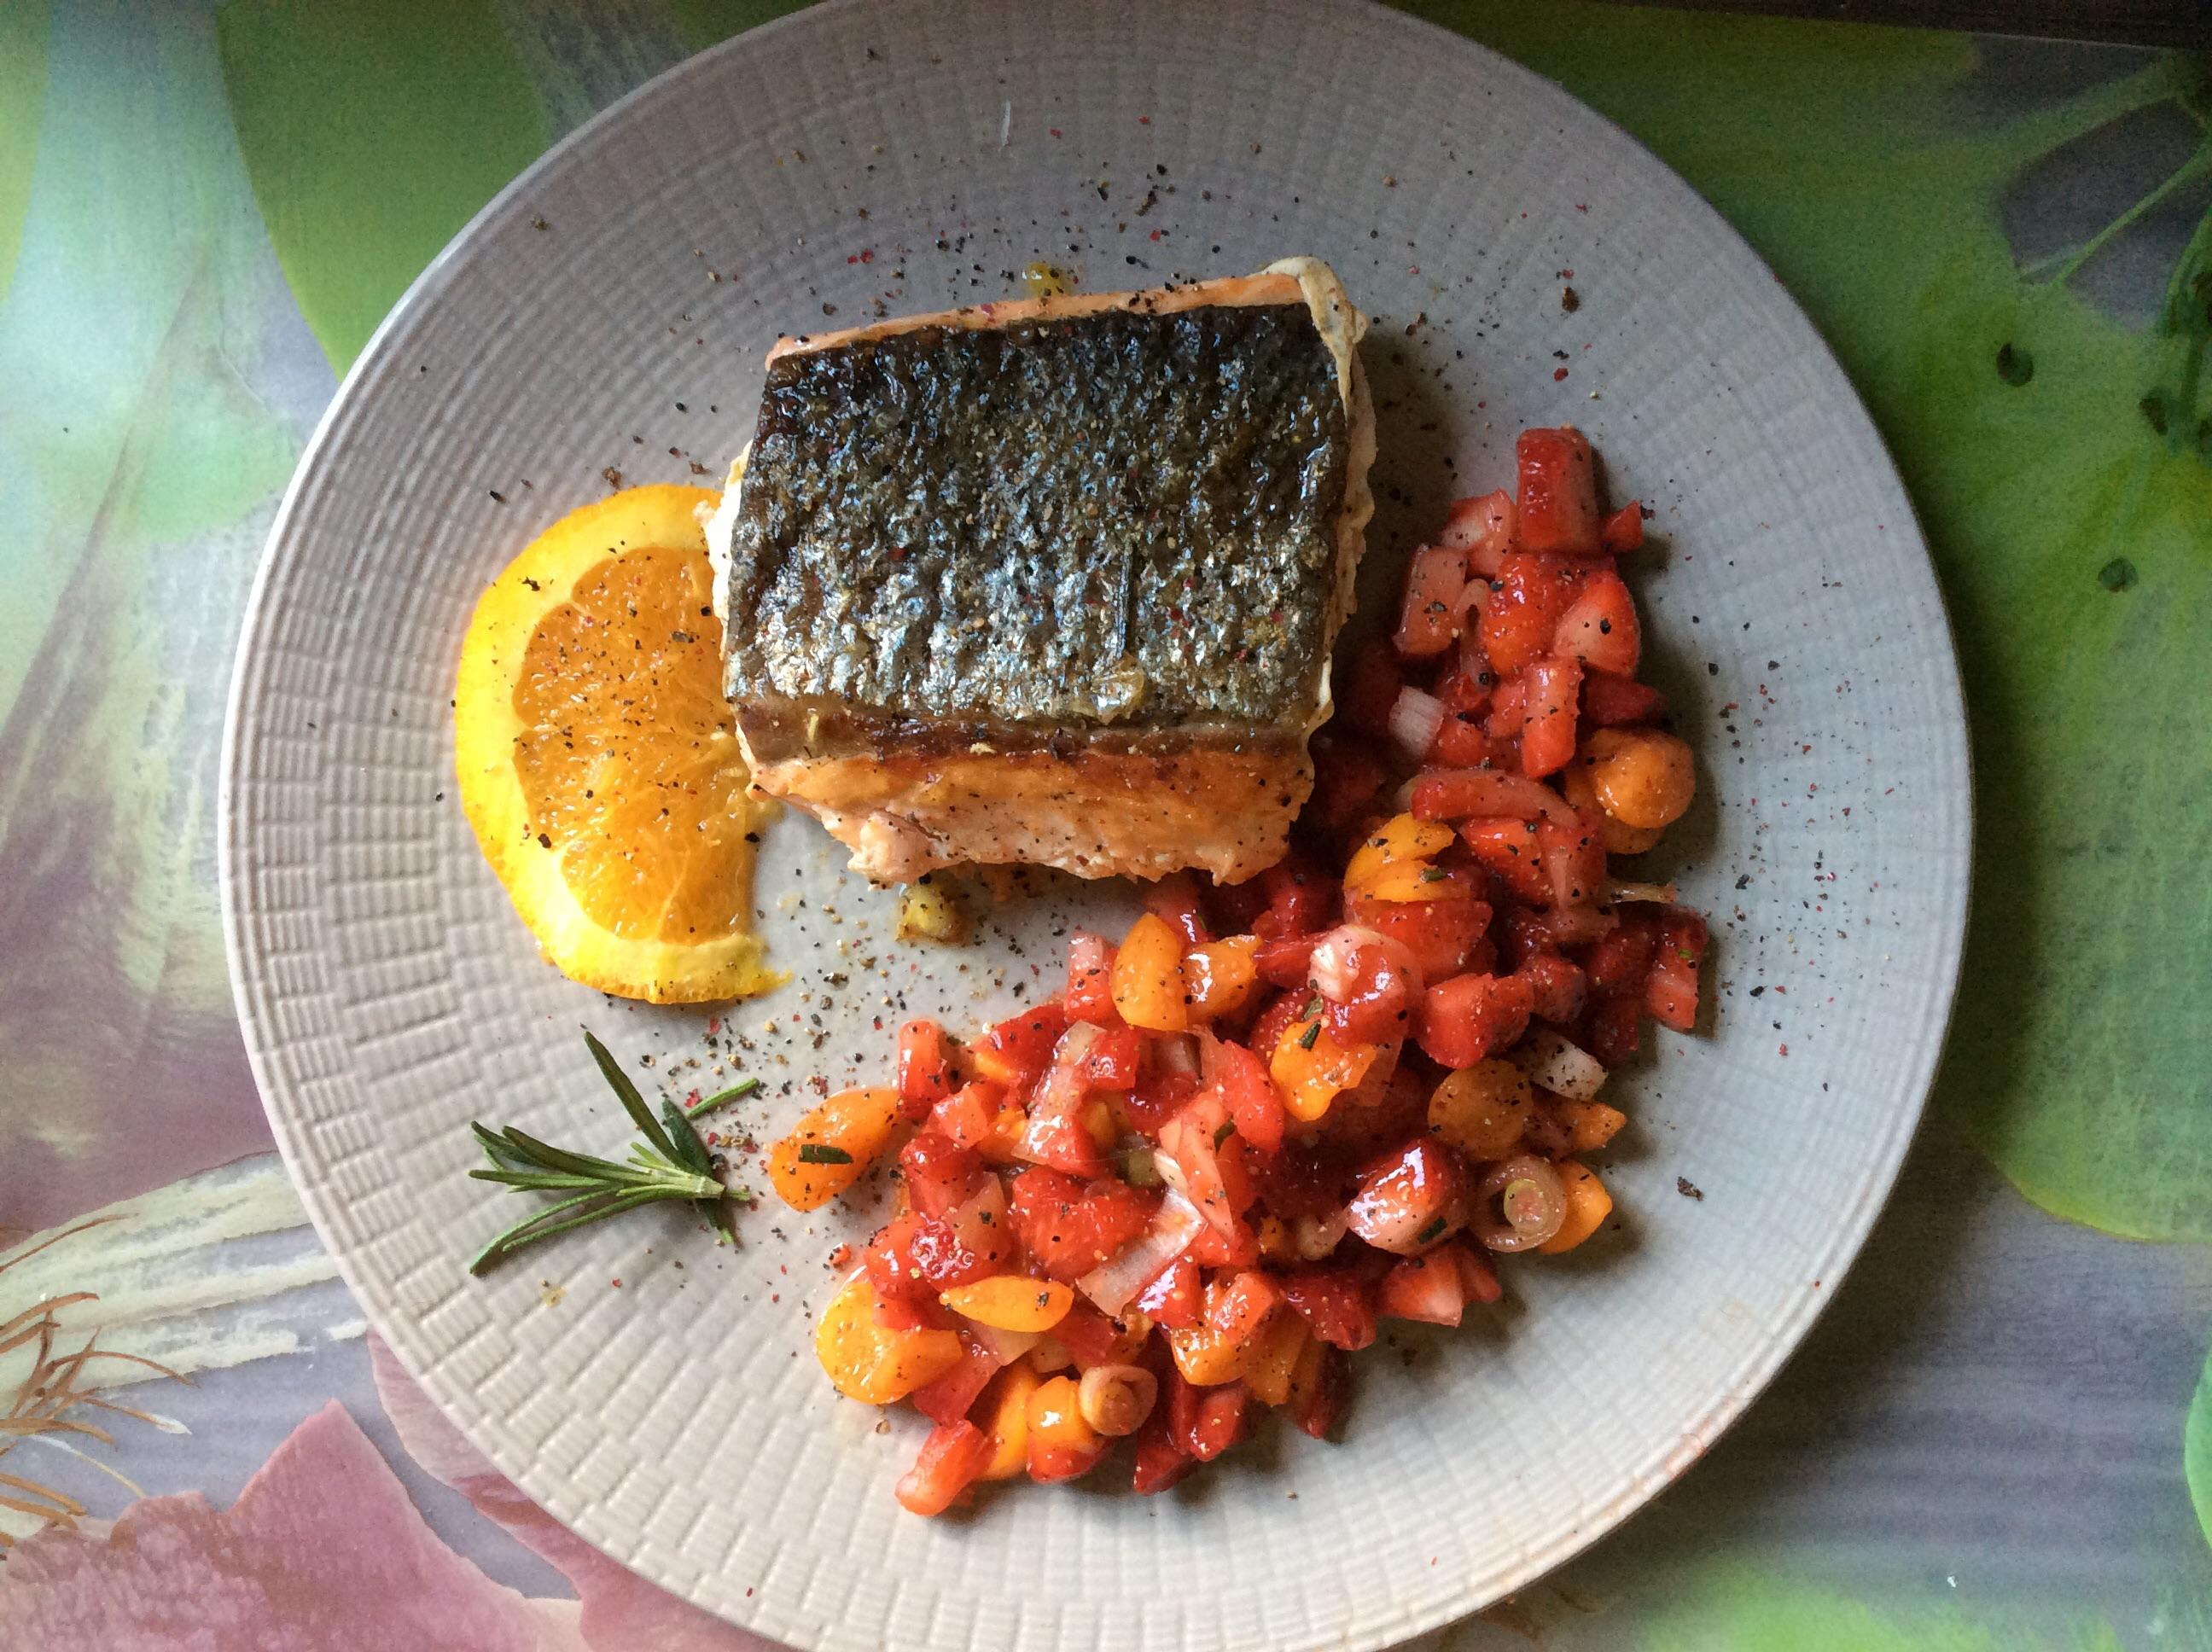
1207;1270;1284;1347
1281;1265;1379;1351
1537;808;1609;909
911;1339;1001;1425
928;1079;1006;1153
1377;1251;1466;1326
1520;655;1582;779
1083;1025;1142;1090
1584;989;1643;1067
1516;952;1589;1024
1454;1243;1504;1305
1169;1370;1250;1462
1054;1297;1137;1368
1339;637;1403;741
1458;817;1552;906
1185;1214;1261;1269
1646;907;1708;1032
1290;1341;1350;1440
1132;1405;1196;1493
1210;1038;1286;1155
1395;544;1470;659
1410;766;1569;824
1552;567;1640;677
1028;1433;1107;1485
895;1420;989;1515
970;1002;1069;1089
1479;551;1586;676
1346;1137;1470;1254
1144;872;1212;947
896;1020;957;1121
899;1131;982;1219
1134;1254;1202;1329
1580;669;1666;728
1515;427;1600;556
1600;499;1646;554
1344;884;1493;983
1253;856;1336;940
1309;736;1388;829
1255;932;1322;990
864;1215;980;1321
1434;658;1494;714
1433;709;1515;769
1415;973;1536;1069
1586;910;1659;993
1122;1066;1200;1136
1252;1137;1355;1219
1246;990;1313;1065
1065;933;1119;1025
1484;672;1528;739
1310;926;1423;1049
1009;1168;1161;1282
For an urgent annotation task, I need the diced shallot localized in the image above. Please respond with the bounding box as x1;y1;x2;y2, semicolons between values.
969;1323;1045;1366
1388;686;1447;762
1076;1187;1207;1316
1152;1032;1201;1079
1515;1027;1609;1101
1604;879;1679;906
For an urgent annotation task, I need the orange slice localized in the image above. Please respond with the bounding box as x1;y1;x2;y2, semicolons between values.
453;485;782;1003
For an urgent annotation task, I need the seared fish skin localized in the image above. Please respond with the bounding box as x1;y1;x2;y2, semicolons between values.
717;265;1372;885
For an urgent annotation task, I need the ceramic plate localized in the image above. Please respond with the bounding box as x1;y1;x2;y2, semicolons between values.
220;2;1970;1646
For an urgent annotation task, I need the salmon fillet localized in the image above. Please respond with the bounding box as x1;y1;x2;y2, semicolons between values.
708;259;1372;884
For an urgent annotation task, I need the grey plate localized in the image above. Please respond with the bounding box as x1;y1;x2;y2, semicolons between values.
219;2;1971;1647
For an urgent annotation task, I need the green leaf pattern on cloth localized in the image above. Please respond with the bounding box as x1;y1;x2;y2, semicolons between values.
0;0;49;301
1416;3;2212;1242
215;0;551;374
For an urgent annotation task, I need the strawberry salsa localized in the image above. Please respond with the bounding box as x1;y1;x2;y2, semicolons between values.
767;425;1708;1516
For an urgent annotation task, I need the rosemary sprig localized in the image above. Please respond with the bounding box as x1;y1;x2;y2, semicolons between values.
467;1031;754;1275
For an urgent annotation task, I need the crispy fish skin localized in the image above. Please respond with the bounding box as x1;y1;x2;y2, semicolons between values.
717;264;1371;884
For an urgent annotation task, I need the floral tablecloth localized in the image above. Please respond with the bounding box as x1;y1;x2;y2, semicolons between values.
3;3;2209;1647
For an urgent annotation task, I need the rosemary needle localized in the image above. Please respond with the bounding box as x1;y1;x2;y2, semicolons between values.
466;1032;754;1275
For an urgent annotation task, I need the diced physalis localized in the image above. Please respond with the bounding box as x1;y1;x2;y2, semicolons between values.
1166;1277;1278;1386
1538;1159;1613;1254
1552;1097;1628;1154
978;1363;1041;1480
896;878;970;945
1027;1374;1100;1452
813;1274;963;1405
1166;1315;1245;1387
941;1276;1074;1334
768;1086;902;1211
1270;1015;1379;1122
1427;1061;1534;1160
1359;858;1461;904
1342;814;1456;896
1242;1312;1309;1407
1110;913;1190;1032
1183;936;1260;1021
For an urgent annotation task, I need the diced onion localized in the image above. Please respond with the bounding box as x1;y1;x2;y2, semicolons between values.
1153;1032;1201;1079
1605;879;1679;906
1470;1155;1567;1252
1077;1187;1206;1316
1388;686;1447;761
1293;1210;1349;1260
1515;1028;1608;1102
969;1323;1044;1366
1307;924;1383;1002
